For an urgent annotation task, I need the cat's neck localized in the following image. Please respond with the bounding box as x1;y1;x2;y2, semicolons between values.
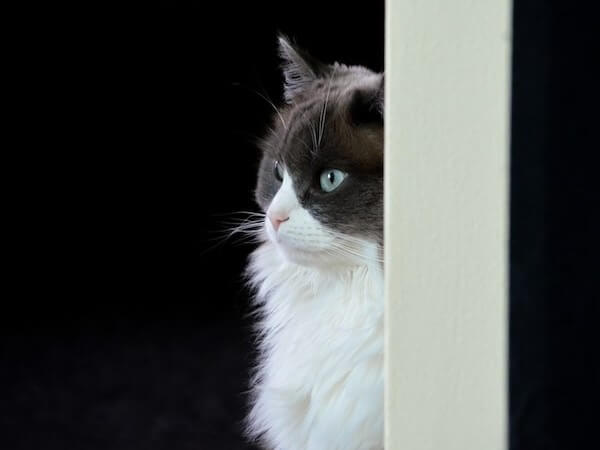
248;242;383;314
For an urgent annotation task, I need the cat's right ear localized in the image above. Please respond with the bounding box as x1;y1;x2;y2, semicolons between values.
348;74;384;127
278;35;329;104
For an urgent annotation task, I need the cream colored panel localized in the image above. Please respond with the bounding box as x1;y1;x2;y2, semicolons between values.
384;1;511;449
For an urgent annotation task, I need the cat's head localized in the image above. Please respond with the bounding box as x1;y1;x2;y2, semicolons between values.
255;36;383;268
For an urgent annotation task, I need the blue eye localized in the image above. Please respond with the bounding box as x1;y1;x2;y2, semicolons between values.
319;169;347;192
274;160;284;182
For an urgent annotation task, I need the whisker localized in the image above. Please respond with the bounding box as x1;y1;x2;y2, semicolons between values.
318;66;337;149
294;135;313;153
212;211;266;218
255;91;287;131
309;119;318;154
200;211;266;256
326;229;382;247
232;83;287;130
326;237;384;265
331;243;383;261
290;100;320;156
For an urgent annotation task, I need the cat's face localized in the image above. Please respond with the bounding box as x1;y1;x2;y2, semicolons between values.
255;37;383;268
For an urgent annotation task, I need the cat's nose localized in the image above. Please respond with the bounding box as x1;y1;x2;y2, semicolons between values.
268;213;289;232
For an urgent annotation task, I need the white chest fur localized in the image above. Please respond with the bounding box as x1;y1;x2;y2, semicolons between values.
246;243;384;450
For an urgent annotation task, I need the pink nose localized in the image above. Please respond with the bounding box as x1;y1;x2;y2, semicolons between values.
268;213;289;231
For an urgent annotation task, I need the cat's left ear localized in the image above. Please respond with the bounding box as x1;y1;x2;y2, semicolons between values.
278;35;331;103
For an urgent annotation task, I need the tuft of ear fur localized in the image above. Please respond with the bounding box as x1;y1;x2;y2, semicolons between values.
278;35;330;103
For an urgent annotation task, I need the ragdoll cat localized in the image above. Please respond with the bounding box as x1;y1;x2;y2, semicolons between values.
245;36;384;450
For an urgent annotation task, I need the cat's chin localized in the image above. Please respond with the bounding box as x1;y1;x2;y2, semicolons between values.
277;247;323;267
272;243;351;269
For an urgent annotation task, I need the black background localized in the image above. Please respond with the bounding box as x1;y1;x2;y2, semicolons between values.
509;2;598;449
1;2;384;449
2;1;598;449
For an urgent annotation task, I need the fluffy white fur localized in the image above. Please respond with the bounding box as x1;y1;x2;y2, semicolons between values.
245;172;383;449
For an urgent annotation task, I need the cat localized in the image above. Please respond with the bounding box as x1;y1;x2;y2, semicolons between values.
244;35;384;450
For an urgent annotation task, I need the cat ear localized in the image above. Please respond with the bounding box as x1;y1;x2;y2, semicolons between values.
278;35;329;103
349;75;384;126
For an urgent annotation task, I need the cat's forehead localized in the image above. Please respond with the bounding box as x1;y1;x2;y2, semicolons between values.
283;108;380;170
264;70;383;171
